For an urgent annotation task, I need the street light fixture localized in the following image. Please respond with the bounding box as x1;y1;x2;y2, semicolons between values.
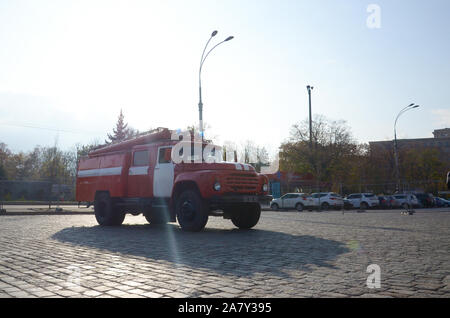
393;103;420;192
198;31;234;140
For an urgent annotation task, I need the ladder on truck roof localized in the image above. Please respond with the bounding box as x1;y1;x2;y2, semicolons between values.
89;127;171;157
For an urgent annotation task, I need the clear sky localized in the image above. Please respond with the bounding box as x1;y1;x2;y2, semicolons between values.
1;0;449;155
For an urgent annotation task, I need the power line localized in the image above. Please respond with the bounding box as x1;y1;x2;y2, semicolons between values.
0;121;105;136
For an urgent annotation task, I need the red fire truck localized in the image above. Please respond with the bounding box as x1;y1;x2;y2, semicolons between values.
76;128;271;231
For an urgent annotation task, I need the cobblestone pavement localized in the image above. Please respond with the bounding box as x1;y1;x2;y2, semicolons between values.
1;208;449;298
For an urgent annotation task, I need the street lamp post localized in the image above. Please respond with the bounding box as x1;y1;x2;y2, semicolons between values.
306;85;314;148
198;31;234;141
393;103;420;192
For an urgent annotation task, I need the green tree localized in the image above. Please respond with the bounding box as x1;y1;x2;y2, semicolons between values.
106;109;139;144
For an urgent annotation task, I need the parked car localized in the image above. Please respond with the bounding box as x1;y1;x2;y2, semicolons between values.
343;198;353;210
435;197;450;207
346;193;379;209
392;194;420;209
310;192;343;210
414;193;435;208
378;195;393;209
386;195;398;208
270;193;313;211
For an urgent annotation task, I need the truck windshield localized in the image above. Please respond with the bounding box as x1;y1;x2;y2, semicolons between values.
175;143;223;163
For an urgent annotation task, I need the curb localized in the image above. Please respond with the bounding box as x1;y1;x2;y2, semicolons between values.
0;211;94;216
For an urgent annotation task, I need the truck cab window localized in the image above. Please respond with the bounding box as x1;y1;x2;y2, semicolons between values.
133;150;149;166
159;147;172;164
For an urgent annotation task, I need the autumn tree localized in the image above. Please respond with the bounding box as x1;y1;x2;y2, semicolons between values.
238;140;270;172
280;115;361;191
0;142;11;179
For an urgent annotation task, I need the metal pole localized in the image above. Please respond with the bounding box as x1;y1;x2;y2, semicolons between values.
394;127;400;192
307;85;313;148
393;104;419;193
198;31;233;142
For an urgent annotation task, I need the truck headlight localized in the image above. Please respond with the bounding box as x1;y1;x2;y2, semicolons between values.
213;182;221;191
262;184;268;192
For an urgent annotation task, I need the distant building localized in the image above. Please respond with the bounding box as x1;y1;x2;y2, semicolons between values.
433;128;450;138
369;128;450;162
265;171;329;198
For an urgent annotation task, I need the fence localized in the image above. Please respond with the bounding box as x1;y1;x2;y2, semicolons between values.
0;180;76;203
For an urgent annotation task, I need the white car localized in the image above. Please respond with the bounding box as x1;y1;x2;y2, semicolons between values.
270;193;313;212
310;192;343;210
392;194;420;209
346;193;379;209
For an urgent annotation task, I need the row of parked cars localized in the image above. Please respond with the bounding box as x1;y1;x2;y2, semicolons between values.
270;192;450;211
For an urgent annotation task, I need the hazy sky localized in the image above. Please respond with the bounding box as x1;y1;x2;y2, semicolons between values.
1;0;449;154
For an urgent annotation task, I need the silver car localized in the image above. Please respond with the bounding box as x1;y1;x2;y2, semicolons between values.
346;193;380;209
392;194;420;209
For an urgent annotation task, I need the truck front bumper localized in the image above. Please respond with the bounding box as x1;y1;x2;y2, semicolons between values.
209;194;273;208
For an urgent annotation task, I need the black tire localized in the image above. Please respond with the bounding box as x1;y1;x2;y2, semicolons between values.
401;203;410;209
144;209;169;225
360;202;369;210
295;203;304;212
175;190;209;232
230;203;261;229
271;203;279;211
94;192;125;226
321;202;329;211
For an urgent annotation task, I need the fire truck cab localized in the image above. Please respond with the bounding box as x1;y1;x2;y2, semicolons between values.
76;128;271;231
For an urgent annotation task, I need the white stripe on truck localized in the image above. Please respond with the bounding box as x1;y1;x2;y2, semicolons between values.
77;167;122;177
128;166;149;176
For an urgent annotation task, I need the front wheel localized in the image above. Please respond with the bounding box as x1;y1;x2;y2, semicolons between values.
230;203;261;229
175;190;209;232
271;203;279;211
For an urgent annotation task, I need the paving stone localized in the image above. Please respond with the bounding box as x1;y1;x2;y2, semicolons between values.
0;210;449;298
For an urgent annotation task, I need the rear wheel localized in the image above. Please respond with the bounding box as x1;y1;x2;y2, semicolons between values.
144;208;169;225
230;203;261;229
321;202;329;211
175;190;209;232
295;203;304;212
401;202;410;209
360;202;369;210
94;192;125;226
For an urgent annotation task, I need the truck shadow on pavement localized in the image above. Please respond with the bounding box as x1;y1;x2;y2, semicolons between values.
52;224;349;278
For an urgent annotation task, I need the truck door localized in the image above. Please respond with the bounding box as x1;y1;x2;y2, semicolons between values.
127;149;152;197
153;146;174;198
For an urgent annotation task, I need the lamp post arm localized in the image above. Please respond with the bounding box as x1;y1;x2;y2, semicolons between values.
199;39;228;84
199;36;215;87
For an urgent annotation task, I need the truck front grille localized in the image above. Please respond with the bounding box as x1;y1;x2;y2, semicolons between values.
225;173;259;193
